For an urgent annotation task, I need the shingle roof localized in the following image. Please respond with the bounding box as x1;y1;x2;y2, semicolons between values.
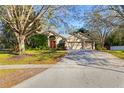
42;31;67;40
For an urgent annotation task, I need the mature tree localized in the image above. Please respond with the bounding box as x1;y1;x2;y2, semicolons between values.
0;5;72;54
82;5;124;49
0;5;52;54
93;6;124;47
106;26;124;46
78;28;88;33
108;6;124;21
0;22;18;50
84;12;114;48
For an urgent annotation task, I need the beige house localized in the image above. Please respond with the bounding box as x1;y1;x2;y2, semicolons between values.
43;31;95;50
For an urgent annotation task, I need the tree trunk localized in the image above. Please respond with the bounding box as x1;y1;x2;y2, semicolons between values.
17;35;26;55
82;40;85;49
101;40;105;49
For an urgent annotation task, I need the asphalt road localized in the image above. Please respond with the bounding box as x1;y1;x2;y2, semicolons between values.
14;50;124;88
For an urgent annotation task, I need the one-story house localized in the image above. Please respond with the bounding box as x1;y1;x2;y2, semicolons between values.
42;31;95;50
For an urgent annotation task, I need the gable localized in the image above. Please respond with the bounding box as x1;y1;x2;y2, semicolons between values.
67;35;82;42
42;31;66;40
67;33;92;42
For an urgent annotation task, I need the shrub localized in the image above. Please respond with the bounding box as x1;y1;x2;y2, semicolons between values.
95;44;107;50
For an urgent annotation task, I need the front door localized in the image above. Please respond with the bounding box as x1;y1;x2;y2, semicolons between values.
50;40;56;48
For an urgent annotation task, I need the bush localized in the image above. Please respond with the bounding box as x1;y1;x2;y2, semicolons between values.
95;44;107;50
26;34;48;49
57;40;66;50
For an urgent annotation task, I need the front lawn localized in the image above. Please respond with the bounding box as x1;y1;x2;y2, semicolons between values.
0;69;17;77
0;50;67;65
102;50;124;59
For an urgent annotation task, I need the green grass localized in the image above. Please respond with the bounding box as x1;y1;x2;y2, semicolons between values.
102;50;124;59
0;50;67;65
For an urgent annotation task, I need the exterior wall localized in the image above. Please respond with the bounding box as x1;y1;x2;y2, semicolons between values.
56;36;63;45
110;46;124;50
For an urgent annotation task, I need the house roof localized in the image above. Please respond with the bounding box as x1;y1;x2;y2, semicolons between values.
69;28;96;41
38;30;94;42
42;31;67;40
69;32;93;41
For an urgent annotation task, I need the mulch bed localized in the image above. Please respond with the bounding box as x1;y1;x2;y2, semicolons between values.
0;68;47;88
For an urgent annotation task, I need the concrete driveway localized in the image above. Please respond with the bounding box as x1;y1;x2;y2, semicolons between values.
14;50;124;88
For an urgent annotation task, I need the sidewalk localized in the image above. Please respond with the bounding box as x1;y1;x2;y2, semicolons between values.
0;64;54;69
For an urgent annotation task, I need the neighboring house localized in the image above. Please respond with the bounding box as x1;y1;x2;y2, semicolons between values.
42;31;95;50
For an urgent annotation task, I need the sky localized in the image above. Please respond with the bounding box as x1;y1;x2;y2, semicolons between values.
67;5;93;26
55;5;94;35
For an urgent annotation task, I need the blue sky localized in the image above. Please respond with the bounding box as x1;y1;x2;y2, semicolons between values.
35;5;112;37
56;5;94;35
35;5;95;36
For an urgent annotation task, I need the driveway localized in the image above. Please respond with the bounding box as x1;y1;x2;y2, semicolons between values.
14;50;124;88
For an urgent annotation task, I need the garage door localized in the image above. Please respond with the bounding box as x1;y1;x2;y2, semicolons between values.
66;42;82;50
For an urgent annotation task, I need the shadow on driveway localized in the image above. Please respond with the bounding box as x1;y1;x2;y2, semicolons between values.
64;50;124;74
79;64;124;74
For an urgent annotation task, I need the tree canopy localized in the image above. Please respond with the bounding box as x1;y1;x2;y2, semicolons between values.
0;5;71;54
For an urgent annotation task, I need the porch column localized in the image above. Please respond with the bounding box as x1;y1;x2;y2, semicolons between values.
82;40;85;49
48;36;50;48
92;41;95;50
